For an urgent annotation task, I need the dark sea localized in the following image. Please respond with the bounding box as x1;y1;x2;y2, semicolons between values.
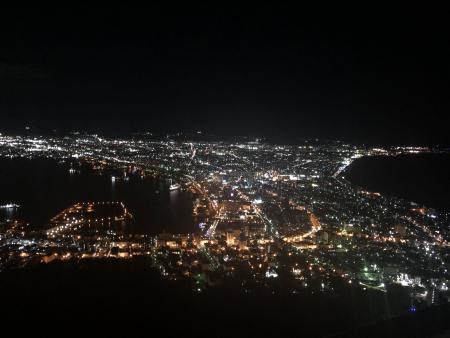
345;153;450;212
0;157;195;234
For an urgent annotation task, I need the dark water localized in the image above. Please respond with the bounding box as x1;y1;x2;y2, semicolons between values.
345;153;450;212
0;158;195;234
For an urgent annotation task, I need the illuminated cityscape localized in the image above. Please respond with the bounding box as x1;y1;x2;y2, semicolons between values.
1;133;448;307
1;4;449;336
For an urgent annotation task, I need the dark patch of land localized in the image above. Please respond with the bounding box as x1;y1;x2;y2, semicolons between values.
1;258;449;337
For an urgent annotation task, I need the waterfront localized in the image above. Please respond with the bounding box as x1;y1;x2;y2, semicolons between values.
1;134;449;335
0;158;195;234
345;153;450;212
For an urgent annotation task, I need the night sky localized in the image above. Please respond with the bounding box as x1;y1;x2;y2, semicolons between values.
0;5;448;145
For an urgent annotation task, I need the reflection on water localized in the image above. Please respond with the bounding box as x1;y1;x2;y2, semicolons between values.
0;207;16;222
0;158;195;235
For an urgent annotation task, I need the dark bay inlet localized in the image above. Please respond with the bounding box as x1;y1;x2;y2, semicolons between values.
0;158;195;234
345;153;450;212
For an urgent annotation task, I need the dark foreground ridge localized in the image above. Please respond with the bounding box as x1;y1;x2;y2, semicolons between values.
2;258;449;337
334;303;450;338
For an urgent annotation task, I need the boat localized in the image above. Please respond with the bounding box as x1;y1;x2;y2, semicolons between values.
0;203;20;209
168;178;181;191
